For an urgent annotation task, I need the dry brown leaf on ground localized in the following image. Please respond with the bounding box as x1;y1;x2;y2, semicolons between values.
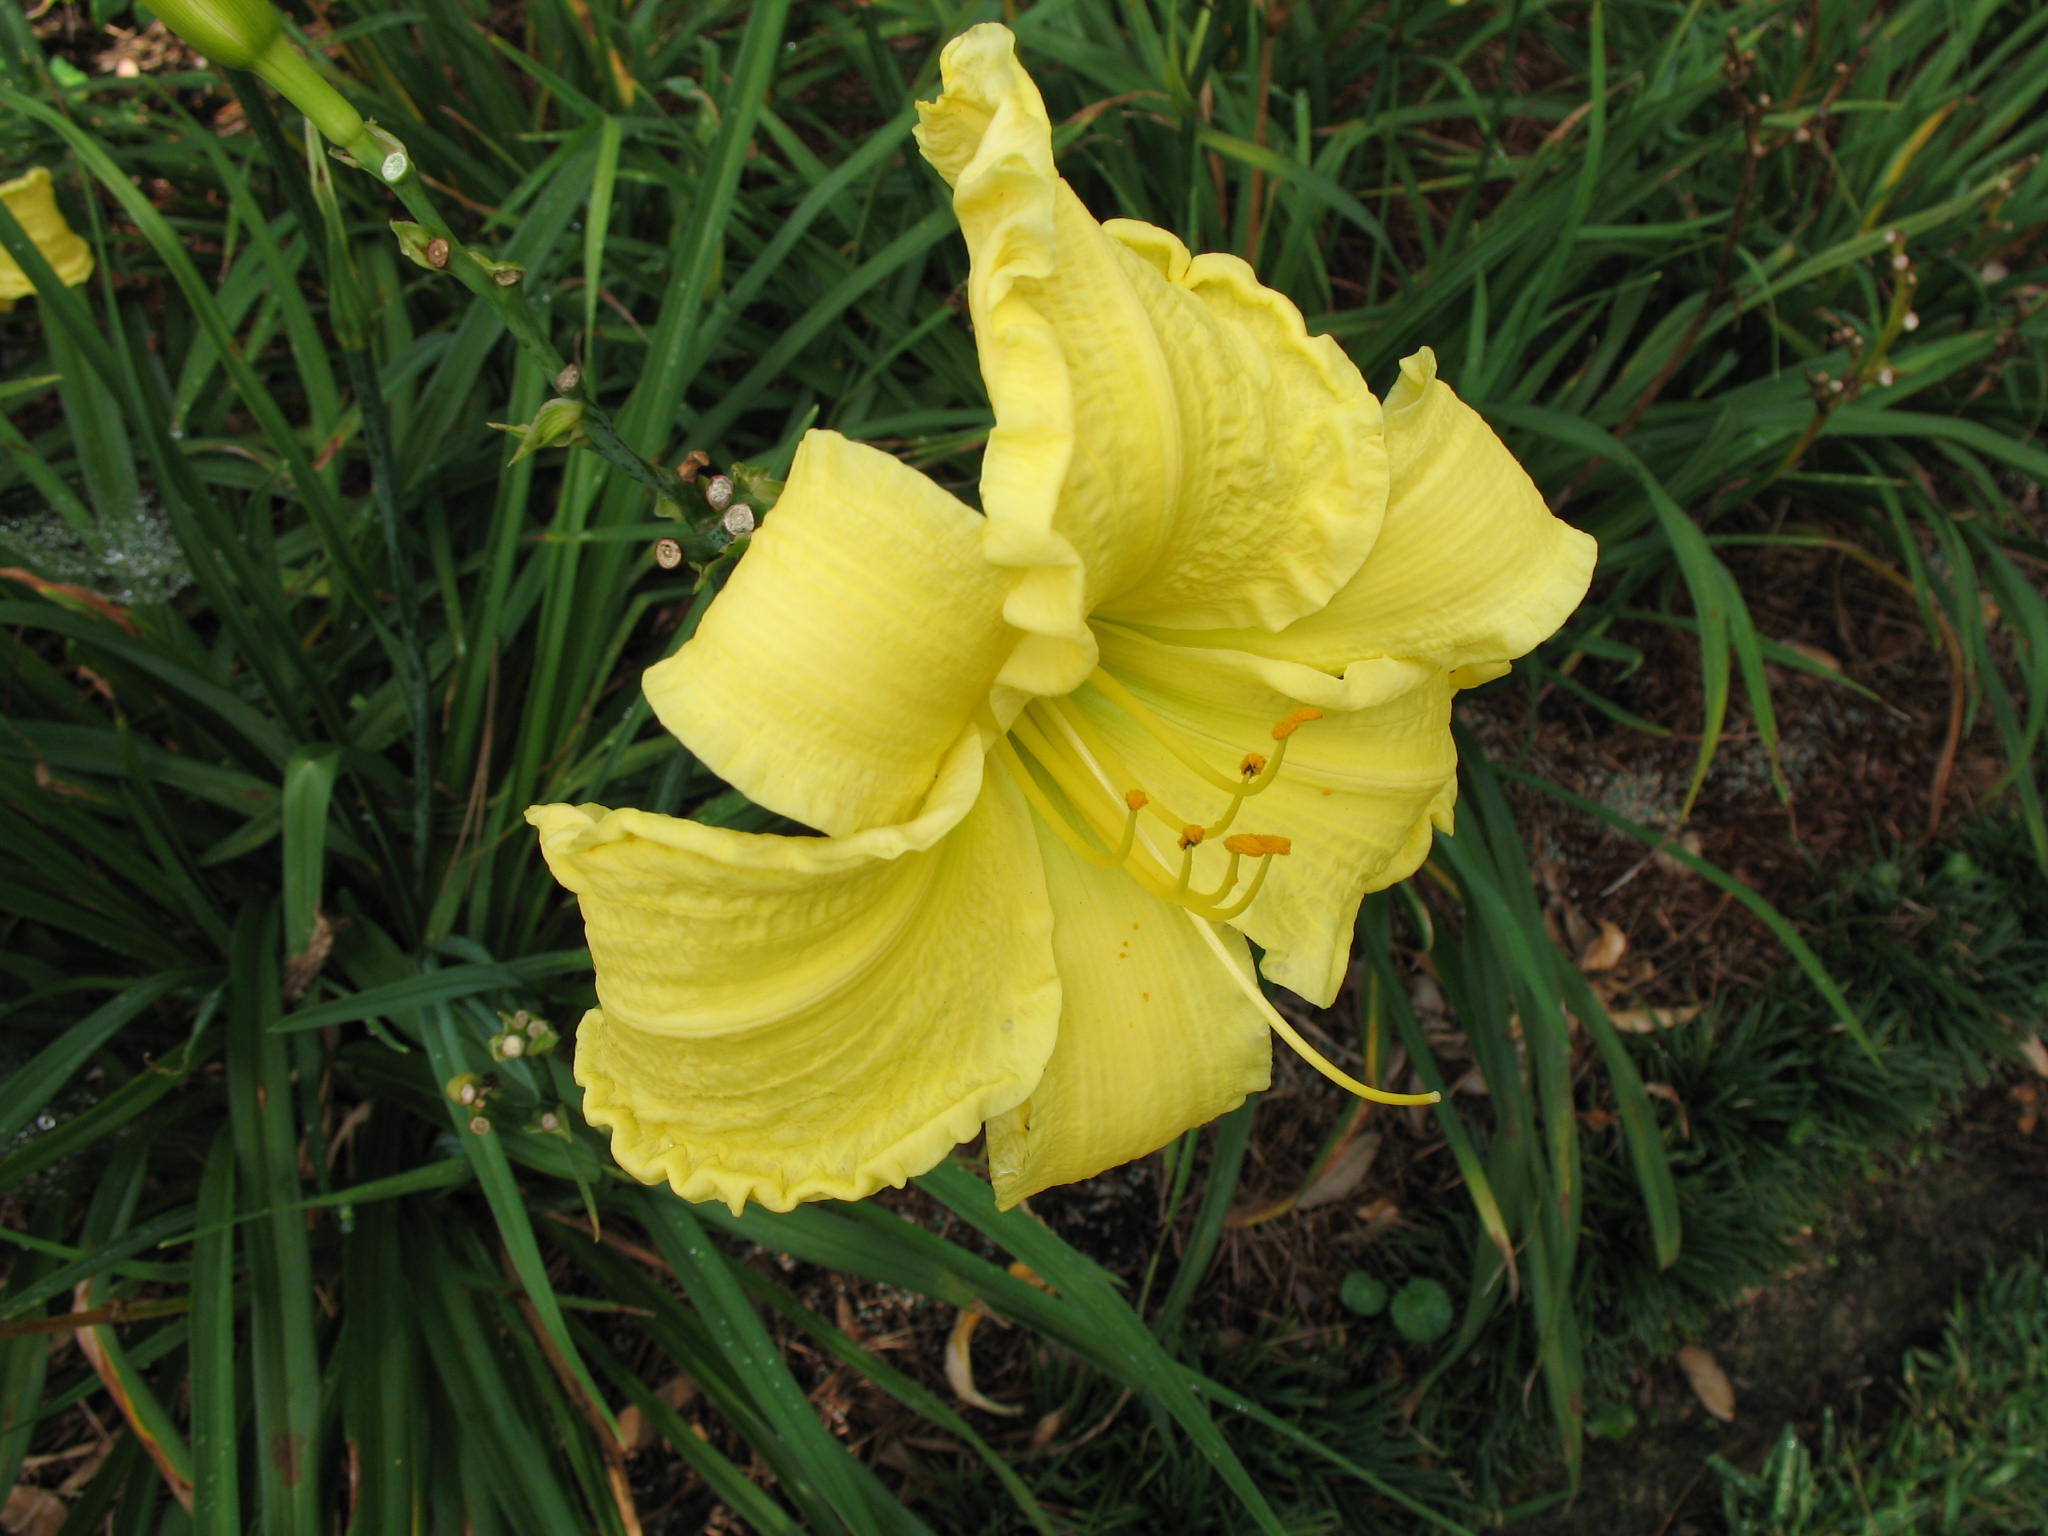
1349;1196;1405;1243
1643;1082;1693;1139
1296;1133;1382;1211
3;1485;67;1536
1782;639;1843;672
1652;830;1706;877
2011;1080;2040;1137
1578;920;1629;973
1610;1004;1705;1034
1676;1344;1737;1422
616;1375;700;1454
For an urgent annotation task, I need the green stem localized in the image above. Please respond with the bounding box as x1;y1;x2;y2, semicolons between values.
242;42;722;558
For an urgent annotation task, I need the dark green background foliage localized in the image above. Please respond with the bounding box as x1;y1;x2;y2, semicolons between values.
1;0;2043;1530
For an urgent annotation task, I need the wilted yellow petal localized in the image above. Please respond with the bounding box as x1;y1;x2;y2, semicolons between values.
1082;624;1457;1006
1166;349;1596;674
0;168;94;305
646;430;1017;837
984;824;1270;1208
914;24;1386;697
529;735;1059;1213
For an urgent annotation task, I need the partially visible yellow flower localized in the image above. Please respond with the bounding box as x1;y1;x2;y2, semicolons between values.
0;168;93;311
529;25;1596;1214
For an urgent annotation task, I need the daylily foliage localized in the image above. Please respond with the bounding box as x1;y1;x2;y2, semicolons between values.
530;24;1596;1214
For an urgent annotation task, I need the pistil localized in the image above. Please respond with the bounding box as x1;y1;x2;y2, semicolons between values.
1187;915;1442;1108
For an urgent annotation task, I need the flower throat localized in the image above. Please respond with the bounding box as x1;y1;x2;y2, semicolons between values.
995;667;1314;922
995;669;1439;1110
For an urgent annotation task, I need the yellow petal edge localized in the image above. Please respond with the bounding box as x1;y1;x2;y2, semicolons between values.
1174;349;1598;674
531;735;1061;1214
645;430;1017;837
914;23;1389;695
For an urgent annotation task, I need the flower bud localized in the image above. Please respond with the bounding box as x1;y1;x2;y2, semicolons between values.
150;0;370;153
146;0;282;69
445;1072;484;1106
727;460;787;513
488;398;589;462
533;1107;569;1136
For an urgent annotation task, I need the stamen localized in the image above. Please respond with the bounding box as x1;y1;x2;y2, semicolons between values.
1009;713;1121;841
991;735;1122;869
1085;669;1247;794
1048;699;1192;832
1185;914;1442;1107
1195;843;1283;920
1002;721;1185;897
995;687;1328;925
1194;849;1242;905
1171;825;1203;898
1202;792;1246;840
1223;834;1291;857
1272;707;1323;740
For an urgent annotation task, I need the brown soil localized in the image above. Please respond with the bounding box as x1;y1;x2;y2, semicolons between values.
1511;1087;2048;1536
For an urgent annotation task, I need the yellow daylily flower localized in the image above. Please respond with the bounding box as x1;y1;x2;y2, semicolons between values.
0;167;94;311
529;23;1597;1214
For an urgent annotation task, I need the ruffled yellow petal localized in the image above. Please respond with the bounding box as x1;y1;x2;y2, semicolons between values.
1080;624;1458;1007
0;167;94;305
1164;349;1596;673
913;24;1386;697
528;733;1060;1214
645;429;1017;837
984;817;1271;1208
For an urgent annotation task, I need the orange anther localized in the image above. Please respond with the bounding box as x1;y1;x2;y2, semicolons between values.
1125;789;1150;811
1271;707;1324;741
1239;752;1268;779
1178;825;1206;850
1223;833;1292;857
